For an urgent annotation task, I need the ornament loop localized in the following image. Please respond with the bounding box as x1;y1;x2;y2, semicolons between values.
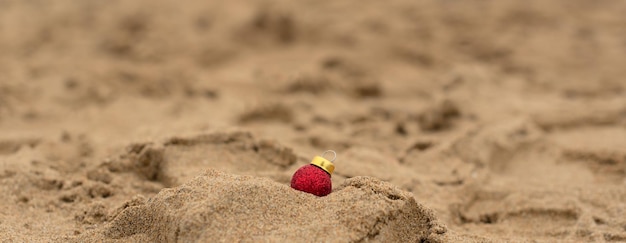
322;150;337;162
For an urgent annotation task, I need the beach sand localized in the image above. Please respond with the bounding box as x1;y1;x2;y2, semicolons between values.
1;0;625;242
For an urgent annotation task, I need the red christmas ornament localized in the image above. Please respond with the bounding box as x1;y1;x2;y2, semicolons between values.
291;150;336;197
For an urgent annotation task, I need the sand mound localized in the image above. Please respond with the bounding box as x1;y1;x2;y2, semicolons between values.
74;169;446;242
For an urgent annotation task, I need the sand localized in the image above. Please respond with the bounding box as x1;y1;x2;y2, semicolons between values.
1;0;626;242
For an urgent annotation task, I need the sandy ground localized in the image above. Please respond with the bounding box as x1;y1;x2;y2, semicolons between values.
1;0;626;242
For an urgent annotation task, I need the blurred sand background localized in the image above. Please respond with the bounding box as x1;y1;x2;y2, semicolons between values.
1;0;626;242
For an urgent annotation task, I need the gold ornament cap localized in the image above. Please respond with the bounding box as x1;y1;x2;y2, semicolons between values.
310;150;336;175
